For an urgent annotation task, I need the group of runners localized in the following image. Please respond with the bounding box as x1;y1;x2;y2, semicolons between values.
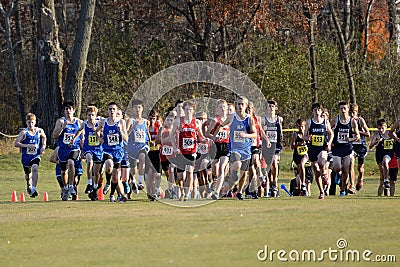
14;96;400;201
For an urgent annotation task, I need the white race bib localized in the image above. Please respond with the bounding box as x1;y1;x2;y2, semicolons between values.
134;129;146;143
266;131;277;143
182;138;195;149
233;131;245;143
27;146;38;155
337;132;349;144
63;133;74;145
217;130;227;139
197;143;209;154
161;146;173;156
107;134;119;146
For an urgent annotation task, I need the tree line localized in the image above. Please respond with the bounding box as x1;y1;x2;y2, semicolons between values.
0;0;399;146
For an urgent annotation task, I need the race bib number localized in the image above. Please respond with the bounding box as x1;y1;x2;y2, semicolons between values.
161;146;173;156
197;143;209;154
233;131;245;143
182;138;195;149
312;135;324;146
107;134;119;146
297;145;308;156
217;130;227;139
88;133;99;146
384;139;394;150
266;131;277;143
63;133;75;145
337;132;349;144
134;129;146;143
27;146;38;155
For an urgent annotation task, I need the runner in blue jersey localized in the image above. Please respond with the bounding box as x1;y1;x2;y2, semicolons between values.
331;101;360;196
14;113;47;198
96;102;129;202
72;106;103;200
52;101;83;201
126;99;150;194
213;96;265;200
303;102;334;199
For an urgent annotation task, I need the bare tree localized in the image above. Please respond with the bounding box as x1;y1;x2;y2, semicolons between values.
64;0;96;117
0;0;25;126
328;0;357;104
36;0;63;146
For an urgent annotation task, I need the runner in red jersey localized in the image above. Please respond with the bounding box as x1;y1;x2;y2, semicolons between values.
171;100;205;201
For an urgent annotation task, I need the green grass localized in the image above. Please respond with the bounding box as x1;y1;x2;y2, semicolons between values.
0;149;398;267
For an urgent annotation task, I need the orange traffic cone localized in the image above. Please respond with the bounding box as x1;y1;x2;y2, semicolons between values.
98;186;104;200
42;192;49;202
11;190;18;202
20;192;26;202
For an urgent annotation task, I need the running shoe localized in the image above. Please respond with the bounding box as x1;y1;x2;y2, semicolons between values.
339;191;346;197
90;189;98;201
103;183;111;195
137;182;145;190
318;193;325;199
84;184;93;194
211;192;218;200
236;192;244;200
118;195;127;202
356;179;363;191
384;180;390;189
30;190;38;198
183;195;189;201
110;195;116;202
347;186;356;195
61;187;69;201
251;191;259;199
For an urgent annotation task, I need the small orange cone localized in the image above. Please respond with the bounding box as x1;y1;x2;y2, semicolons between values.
42;192;49;202
98;186;104;200
20;192;26;202
11;190;18;202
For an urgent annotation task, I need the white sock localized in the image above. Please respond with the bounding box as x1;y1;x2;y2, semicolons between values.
138;175;144;184
93;183;98;189
88;179;92;185
31;186;36;191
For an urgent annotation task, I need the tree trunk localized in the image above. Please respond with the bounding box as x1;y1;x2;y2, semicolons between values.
362;0;375;68
303;6;318;103
36;0;63;147
0;1;26;127
329;0;357;104
64;0;96;118
387;0;400;59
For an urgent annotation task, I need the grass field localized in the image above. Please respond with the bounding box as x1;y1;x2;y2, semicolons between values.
0;142;399;266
